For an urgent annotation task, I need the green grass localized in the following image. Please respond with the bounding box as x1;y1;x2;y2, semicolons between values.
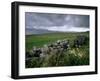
25;32;89;68
26;32;89;50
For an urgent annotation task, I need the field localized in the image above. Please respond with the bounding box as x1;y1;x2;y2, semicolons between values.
25;32;89;68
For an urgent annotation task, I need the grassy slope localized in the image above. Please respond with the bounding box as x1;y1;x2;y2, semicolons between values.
25;32;89;68
26;32;89;51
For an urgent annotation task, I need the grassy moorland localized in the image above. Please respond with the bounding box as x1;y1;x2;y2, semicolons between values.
25;32;89;68
26;32;89;50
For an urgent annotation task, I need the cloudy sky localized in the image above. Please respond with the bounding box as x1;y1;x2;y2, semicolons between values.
25;12;89;32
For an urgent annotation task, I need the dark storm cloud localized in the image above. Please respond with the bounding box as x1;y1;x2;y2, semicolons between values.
25;12;89;28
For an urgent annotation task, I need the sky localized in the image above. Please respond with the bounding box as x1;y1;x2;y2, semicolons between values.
25;12;89;32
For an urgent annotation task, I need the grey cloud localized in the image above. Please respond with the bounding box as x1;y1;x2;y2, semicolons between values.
25;12;89;28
